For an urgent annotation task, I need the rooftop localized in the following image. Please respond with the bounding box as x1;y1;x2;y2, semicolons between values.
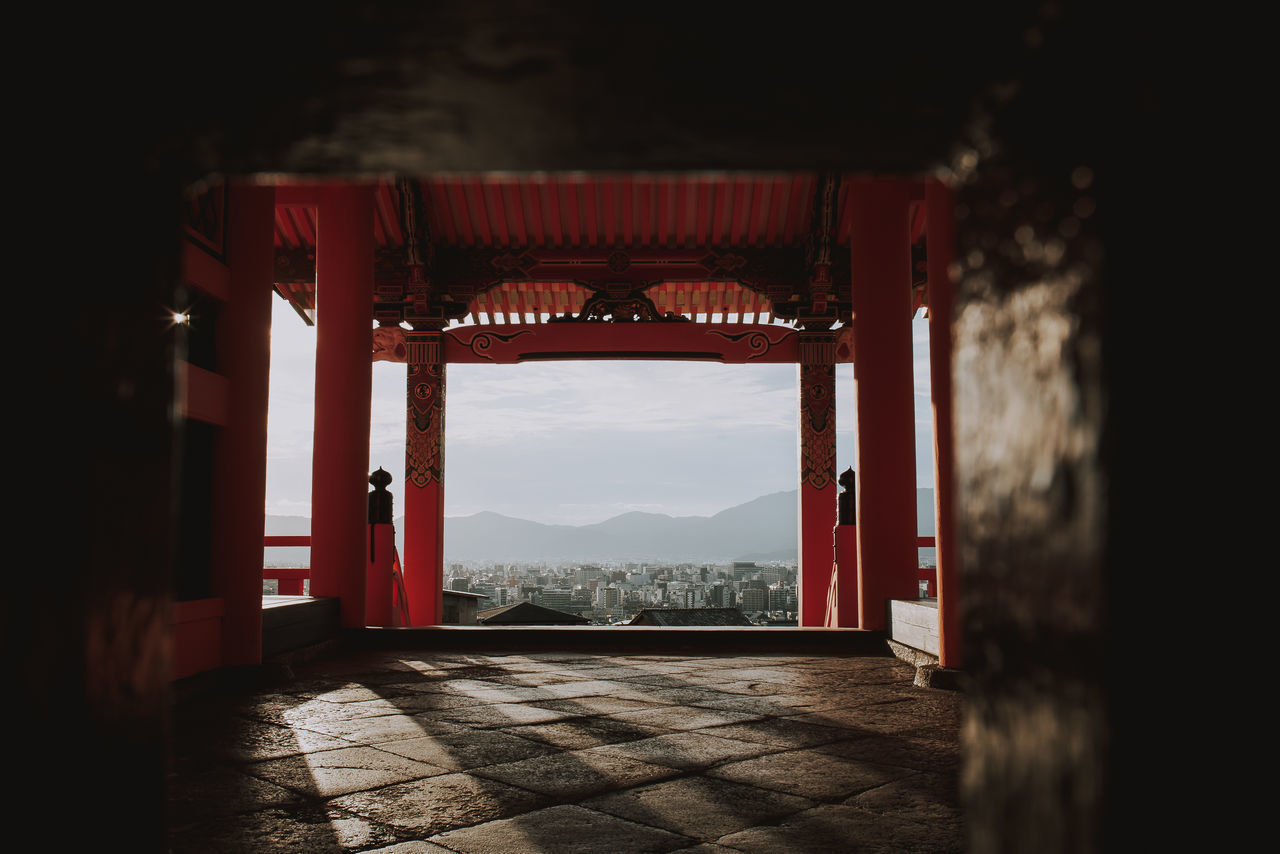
169;649;961;852
477;601;592;625
629;607;756;627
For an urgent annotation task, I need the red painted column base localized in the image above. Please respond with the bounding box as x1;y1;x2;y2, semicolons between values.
829;524;859;627
403;481;444;626
366;523;396;626
798;482;836;626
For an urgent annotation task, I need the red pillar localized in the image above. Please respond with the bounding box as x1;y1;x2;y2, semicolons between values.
926;178;962;667
849;178;918;630
212;183;275;666
404;332;445;625
798;332;837;627
309;185;374;628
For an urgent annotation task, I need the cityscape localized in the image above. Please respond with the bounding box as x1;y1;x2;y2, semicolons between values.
443;558;801;625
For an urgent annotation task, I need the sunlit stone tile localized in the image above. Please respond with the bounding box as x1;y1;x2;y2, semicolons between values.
245;745;450;797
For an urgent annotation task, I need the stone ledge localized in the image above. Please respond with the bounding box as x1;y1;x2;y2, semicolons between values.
887;638;966;692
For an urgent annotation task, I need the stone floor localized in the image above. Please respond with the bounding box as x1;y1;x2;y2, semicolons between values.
169;650;963;852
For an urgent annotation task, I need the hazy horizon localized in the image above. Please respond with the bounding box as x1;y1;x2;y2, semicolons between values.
265;484;934;525
265;296;938;527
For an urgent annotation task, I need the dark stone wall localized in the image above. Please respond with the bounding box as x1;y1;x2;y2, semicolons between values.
109;3;1039;180
22;2;1156;848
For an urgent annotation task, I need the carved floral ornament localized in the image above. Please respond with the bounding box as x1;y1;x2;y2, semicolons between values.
372;326;408;362
550;283;687;323
800;362;837;490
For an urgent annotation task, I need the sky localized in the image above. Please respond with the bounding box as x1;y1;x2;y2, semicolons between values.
265;297;937;526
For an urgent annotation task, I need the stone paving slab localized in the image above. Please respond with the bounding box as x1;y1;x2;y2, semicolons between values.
376;728;557;771
329;772;549;836
168;650;962;852
611;705;765;731
698;716;850;749
362;691;481;712
420;701;585;728
586;731;781;770
245;745;451;797
614;673;702;687
683;694;806;716
168;766;302;826
707;747;918;801
361;842;455;854
715;803;963;854
817;733;962;772
640;686;736;705
171;713;354;765
300;712;464;744
843;769;963;824
529;696;674;716
582;776;816;840
496;716;673;749
429;804;692;853
172;803;402;853
786;704;943;735
470;748;681;799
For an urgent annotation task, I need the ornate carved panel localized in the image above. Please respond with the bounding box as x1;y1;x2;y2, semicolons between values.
458;329;534;361
372;326;408;362
406;334;444;488
433;246;808;296
552;282;685;322
705;328;792;361
445;323;798;364
799;332;837;490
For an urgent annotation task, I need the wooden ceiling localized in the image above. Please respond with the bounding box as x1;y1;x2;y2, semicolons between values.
268;173;929;327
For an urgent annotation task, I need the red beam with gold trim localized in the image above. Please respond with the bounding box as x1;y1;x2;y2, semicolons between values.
442;323;801;364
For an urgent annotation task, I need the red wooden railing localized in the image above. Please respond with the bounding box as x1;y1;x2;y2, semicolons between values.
264;535;310;595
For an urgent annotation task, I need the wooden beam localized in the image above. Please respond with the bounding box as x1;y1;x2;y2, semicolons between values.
444;323;799;364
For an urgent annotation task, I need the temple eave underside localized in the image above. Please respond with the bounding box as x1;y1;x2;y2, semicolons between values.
249;173;931;332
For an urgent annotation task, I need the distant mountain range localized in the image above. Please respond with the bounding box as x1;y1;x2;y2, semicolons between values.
266;488;936;565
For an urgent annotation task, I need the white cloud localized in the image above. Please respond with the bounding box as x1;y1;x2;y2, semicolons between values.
444;362;797;446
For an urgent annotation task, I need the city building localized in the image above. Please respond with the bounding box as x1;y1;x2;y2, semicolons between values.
537;589;573;613
597;586;621;609
441;589;488;625
740;588;768;612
